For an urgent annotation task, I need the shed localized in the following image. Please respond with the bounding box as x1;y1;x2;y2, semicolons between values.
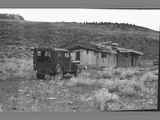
64;42;117;68
115;47;143;67
62;41;143;68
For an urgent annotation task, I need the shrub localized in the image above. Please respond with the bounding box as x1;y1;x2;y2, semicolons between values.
99;78;146;98
118;79;145;98
107;102;122;111
120;68;138;80
101;72;113;79
113;70;121;76
119;86;137;97
93;88;119;111
87;69;113;79
140;72;158;82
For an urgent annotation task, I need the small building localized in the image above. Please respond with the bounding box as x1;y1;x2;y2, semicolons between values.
115;47;143;67
63;42;143;68
64;42;117;68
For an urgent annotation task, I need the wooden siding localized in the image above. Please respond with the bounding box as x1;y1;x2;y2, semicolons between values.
80;49;97;66
132;54;141;66
117;53;132;67
70;49;117;68
117;53;141;67
70;49;97;66
70;48;141;68
97;52;117;68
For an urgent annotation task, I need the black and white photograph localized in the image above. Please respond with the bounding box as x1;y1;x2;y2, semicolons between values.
0;9;159;112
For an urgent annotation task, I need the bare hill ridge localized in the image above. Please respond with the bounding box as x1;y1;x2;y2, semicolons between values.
0;14;159;59
0;14;24;21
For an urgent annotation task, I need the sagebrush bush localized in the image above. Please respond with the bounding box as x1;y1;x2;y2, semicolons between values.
113;70;121;76
66;68;147;98
120;68;138;80
119;86;137;97
101;72;113;79
98;68;113;79
140;72;158;82
98;78;145;98
93;88;119;111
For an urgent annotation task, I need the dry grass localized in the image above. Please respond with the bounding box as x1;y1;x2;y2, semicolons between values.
0;58;35;80
0;57;158;112
92;88;119;111
65;66;158;111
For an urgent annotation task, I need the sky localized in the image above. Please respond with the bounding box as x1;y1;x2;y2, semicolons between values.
0;9;160;31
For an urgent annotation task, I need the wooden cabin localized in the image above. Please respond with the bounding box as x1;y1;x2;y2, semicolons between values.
65;42;117;68
115;47;143;67
62;42;143;68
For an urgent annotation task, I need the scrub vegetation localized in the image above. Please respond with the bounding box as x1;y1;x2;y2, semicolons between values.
0;14;158;112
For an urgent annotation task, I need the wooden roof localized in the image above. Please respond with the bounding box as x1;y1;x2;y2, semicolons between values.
60;42;143;55
65;42;117;54
33;47;68;52
116;47;144;55
65;42;99;51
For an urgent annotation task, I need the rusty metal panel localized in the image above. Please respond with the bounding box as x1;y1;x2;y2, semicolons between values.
33;47;78;76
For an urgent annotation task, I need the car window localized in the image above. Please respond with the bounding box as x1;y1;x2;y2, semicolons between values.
37;51;41;56
45;51;51;57
65;52;70;58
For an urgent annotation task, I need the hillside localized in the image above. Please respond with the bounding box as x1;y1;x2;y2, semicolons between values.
0;14;24;21
0;14;158;112
0;14;159;59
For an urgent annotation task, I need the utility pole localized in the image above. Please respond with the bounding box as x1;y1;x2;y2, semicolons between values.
158;26;160;111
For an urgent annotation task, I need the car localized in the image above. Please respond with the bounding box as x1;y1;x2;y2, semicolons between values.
32;47;80;79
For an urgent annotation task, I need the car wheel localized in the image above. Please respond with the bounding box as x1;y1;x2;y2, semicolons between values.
36;72;45;79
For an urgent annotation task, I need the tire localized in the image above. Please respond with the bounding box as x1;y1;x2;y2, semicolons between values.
55;64;63;80
36;72;45;79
